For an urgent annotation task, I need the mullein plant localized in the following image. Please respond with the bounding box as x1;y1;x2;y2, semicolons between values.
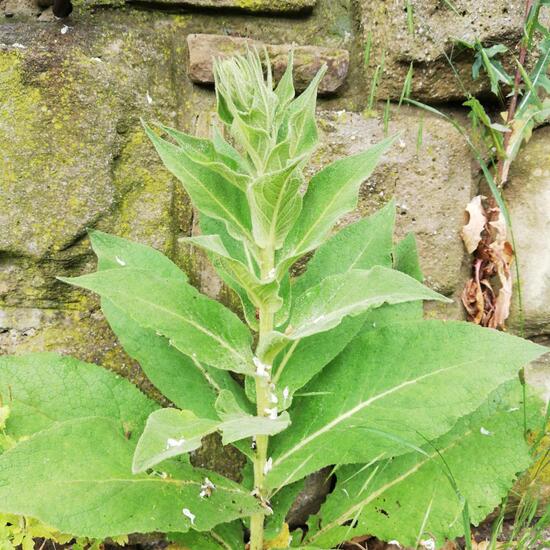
0;50;546;550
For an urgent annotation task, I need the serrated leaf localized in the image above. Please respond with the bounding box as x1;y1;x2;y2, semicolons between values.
184;234;281;312
265;321;545;490
305;384;537;548
133;396;290;472
0;417;262;538
285;266;449;340
60;268;254;374
0;353;156;440
143;123;253;244
279;137;396;276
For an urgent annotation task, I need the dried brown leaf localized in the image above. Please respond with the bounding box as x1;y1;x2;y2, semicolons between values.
462;195;488;254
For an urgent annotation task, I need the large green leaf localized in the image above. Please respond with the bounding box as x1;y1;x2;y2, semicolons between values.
89;231;248;419
144;124;253;244
0;353;156;440
279;137;396;276
89;230;186;282
267;203;397;407
60;268;254;374
305;384;538;548
292;200;395;297
285;266;448;340
0;417;262;538
133;400;290;473
102;300;249;420
265;321;545;490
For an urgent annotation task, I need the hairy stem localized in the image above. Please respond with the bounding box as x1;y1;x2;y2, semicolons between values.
249;247;276;550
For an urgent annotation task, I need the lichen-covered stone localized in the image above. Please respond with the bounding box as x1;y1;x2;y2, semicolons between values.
187;33;349;94
358;0;528;102
125;0;316;12
314;107;472;297
506;126;550;338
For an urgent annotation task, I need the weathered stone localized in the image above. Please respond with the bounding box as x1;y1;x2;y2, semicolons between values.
358;0;529;102
126;0;316;12
187;33;349;94
4;0;40;17
506;126;550;338
314;107;472;297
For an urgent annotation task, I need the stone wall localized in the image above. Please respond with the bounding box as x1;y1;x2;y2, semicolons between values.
1;0;549;492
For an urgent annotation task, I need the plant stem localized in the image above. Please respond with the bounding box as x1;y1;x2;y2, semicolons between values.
249;247;276;550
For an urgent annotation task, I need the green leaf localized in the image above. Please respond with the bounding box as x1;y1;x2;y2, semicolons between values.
143;123;253;244
280;136;396;275
169;521;245;550
133;409;220;473
305;384;538;548
274;51;295;115
60;268;254;374
250;158;304;250
215;390;290;445
283;66;326;160
89;230;187;281
285;266;449;340
89;231;250;419
267;203;398;406
184;234;281;312
0;353;156;440
264;480;305;539
292;200;396;296
102;299;249;420
133;395;290;472
393;232;423;282
0;417;262;538
265;320;545;490
158;124;251;191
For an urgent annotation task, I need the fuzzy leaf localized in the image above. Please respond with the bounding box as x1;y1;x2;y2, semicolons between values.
90;231;248;419
89;230;187;281
102;300;249;420
132;409;220;473
144;123;253;244
265;321;545;490
270;203;397;406
60;268;254;374
133;398;290;472
285;266;449;340
250;159;304;250
0;417;262;538
279;136;396;275
292;200;395;296
185;234;281;312
305;384;538;548
0;353;156;440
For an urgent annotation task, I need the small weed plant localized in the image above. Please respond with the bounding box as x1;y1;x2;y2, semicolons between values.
0;51;547;550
